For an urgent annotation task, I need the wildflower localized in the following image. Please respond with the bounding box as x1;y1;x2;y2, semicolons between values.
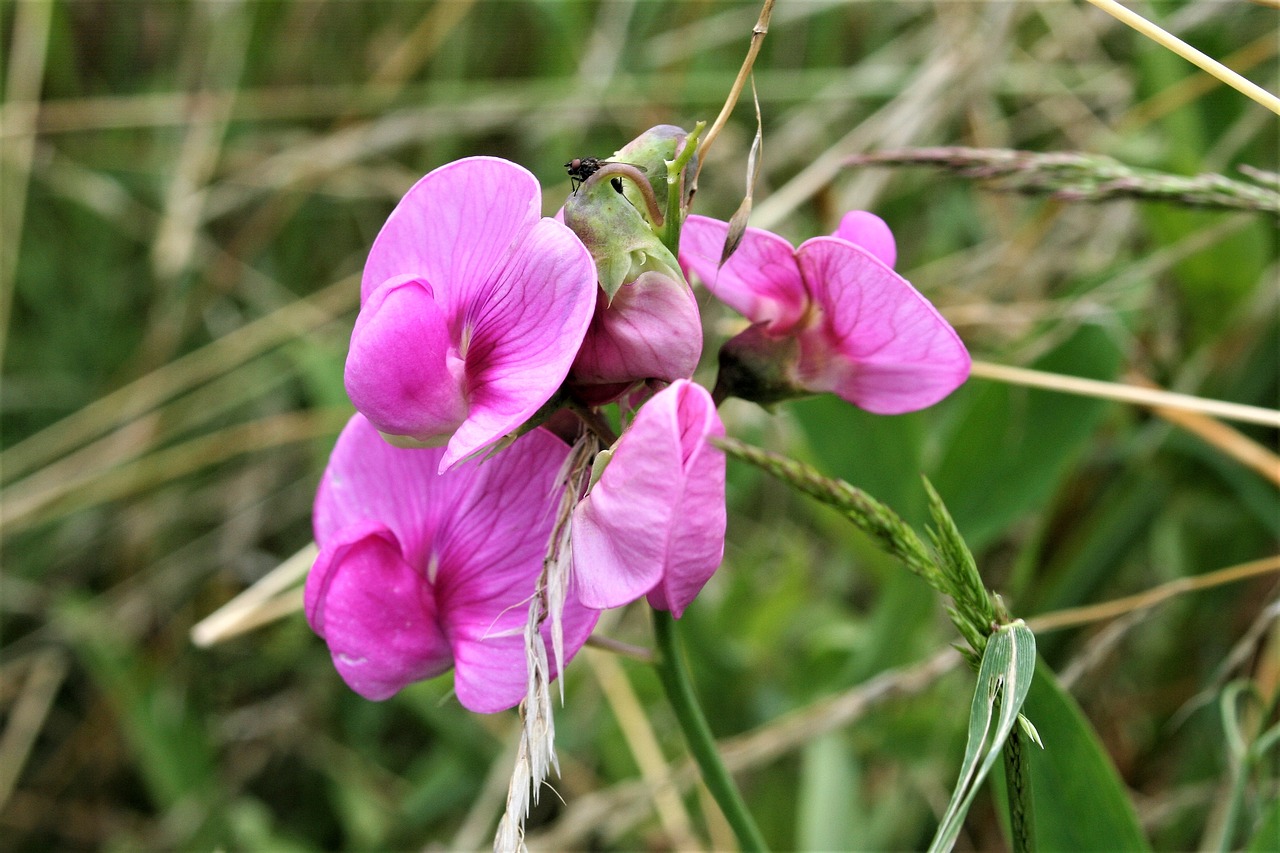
571;380;726;617
305;414;598;713
345;156;597;471
679;213;970;413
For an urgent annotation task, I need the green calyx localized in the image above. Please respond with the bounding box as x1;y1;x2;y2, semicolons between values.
712;323;807;408
562;124;705;299
563;181;683;302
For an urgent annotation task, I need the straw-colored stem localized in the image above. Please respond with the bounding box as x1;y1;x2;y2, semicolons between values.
693;0;775;186
1085;0;1280;115
0;0;54;368
190;542;318;647
1026;555;1280;634
969;360;1280;429
587;648;702;850
1123;372;1280;487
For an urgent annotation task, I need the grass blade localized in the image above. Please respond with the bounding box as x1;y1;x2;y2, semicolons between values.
929;622;1037;853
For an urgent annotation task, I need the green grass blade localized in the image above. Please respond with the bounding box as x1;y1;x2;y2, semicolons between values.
929;622;1037;853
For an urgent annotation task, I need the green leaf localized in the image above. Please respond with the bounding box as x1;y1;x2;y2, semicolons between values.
790;397;927;525
796;733;860;852
1000;662;1150;852
1245;793;1280;853
929;622;1037;853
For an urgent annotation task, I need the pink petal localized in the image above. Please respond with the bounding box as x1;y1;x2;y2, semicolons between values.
679;215;810;333
642;383;727;617
571;380;726;617
449;591;599;714
833;210;897;269
344;275;469;444
305;521;450;701
441;216;597;470
361;157;541;307
311;417;596;712
313;415;462;563
796;237;970;414
570;271;702;388
432;428;597;713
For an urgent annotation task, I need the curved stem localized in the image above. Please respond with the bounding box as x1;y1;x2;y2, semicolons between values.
583;163;664;227
652;609;768;852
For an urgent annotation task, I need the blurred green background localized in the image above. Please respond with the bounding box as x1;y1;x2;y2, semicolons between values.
2;1;1277;850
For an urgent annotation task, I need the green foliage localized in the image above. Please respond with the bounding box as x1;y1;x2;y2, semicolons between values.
3;1;1276;850
993;664;1151;852
929;623;1038;853
933;324;1125;553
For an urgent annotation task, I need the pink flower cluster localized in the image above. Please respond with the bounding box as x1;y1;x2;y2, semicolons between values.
305;148;969;713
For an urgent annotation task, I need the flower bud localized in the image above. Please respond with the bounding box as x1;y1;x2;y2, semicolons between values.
563;126;705;403
563;176;682;301
569;270;702;404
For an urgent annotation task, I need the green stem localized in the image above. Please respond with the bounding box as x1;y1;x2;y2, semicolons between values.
652;608;768;852
659;121;705;257
1002;726;1036;853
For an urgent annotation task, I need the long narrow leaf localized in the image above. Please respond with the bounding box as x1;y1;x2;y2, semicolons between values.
929;623;1037;853
993;664;1150;851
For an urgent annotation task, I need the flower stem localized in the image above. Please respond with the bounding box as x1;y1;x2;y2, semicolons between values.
652;609;768;852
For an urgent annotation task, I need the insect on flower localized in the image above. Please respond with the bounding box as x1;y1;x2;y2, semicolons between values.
565;157;646;194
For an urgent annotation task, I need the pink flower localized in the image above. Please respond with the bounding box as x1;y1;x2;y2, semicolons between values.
305;414;599;713
679;212;969;414
346;157;597;471
571;380;726;618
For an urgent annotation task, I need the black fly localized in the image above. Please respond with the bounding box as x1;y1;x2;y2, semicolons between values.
565;157;606;193
565;157;647;194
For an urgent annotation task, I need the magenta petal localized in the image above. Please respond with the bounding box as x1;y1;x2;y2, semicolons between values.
449;591;599;713
344;276;469;443
305;521;450;701
679;215;809;333
312;415;457;560
571;271;702;387
833;211;897;269
441;217;597;470
433;429;597;713
308;415;460;702
571;380;726;617
361;157;541;306
311;417;595;711
571;501;664;610
796;237;970;414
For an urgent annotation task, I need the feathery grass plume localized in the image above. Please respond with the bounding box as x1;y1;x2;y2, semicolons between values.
923;478;999;661
495;434;597;853
714;437;1011;666
547;435;600;693
713;437;939;588
849;147;1280;216
494;579;556;853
